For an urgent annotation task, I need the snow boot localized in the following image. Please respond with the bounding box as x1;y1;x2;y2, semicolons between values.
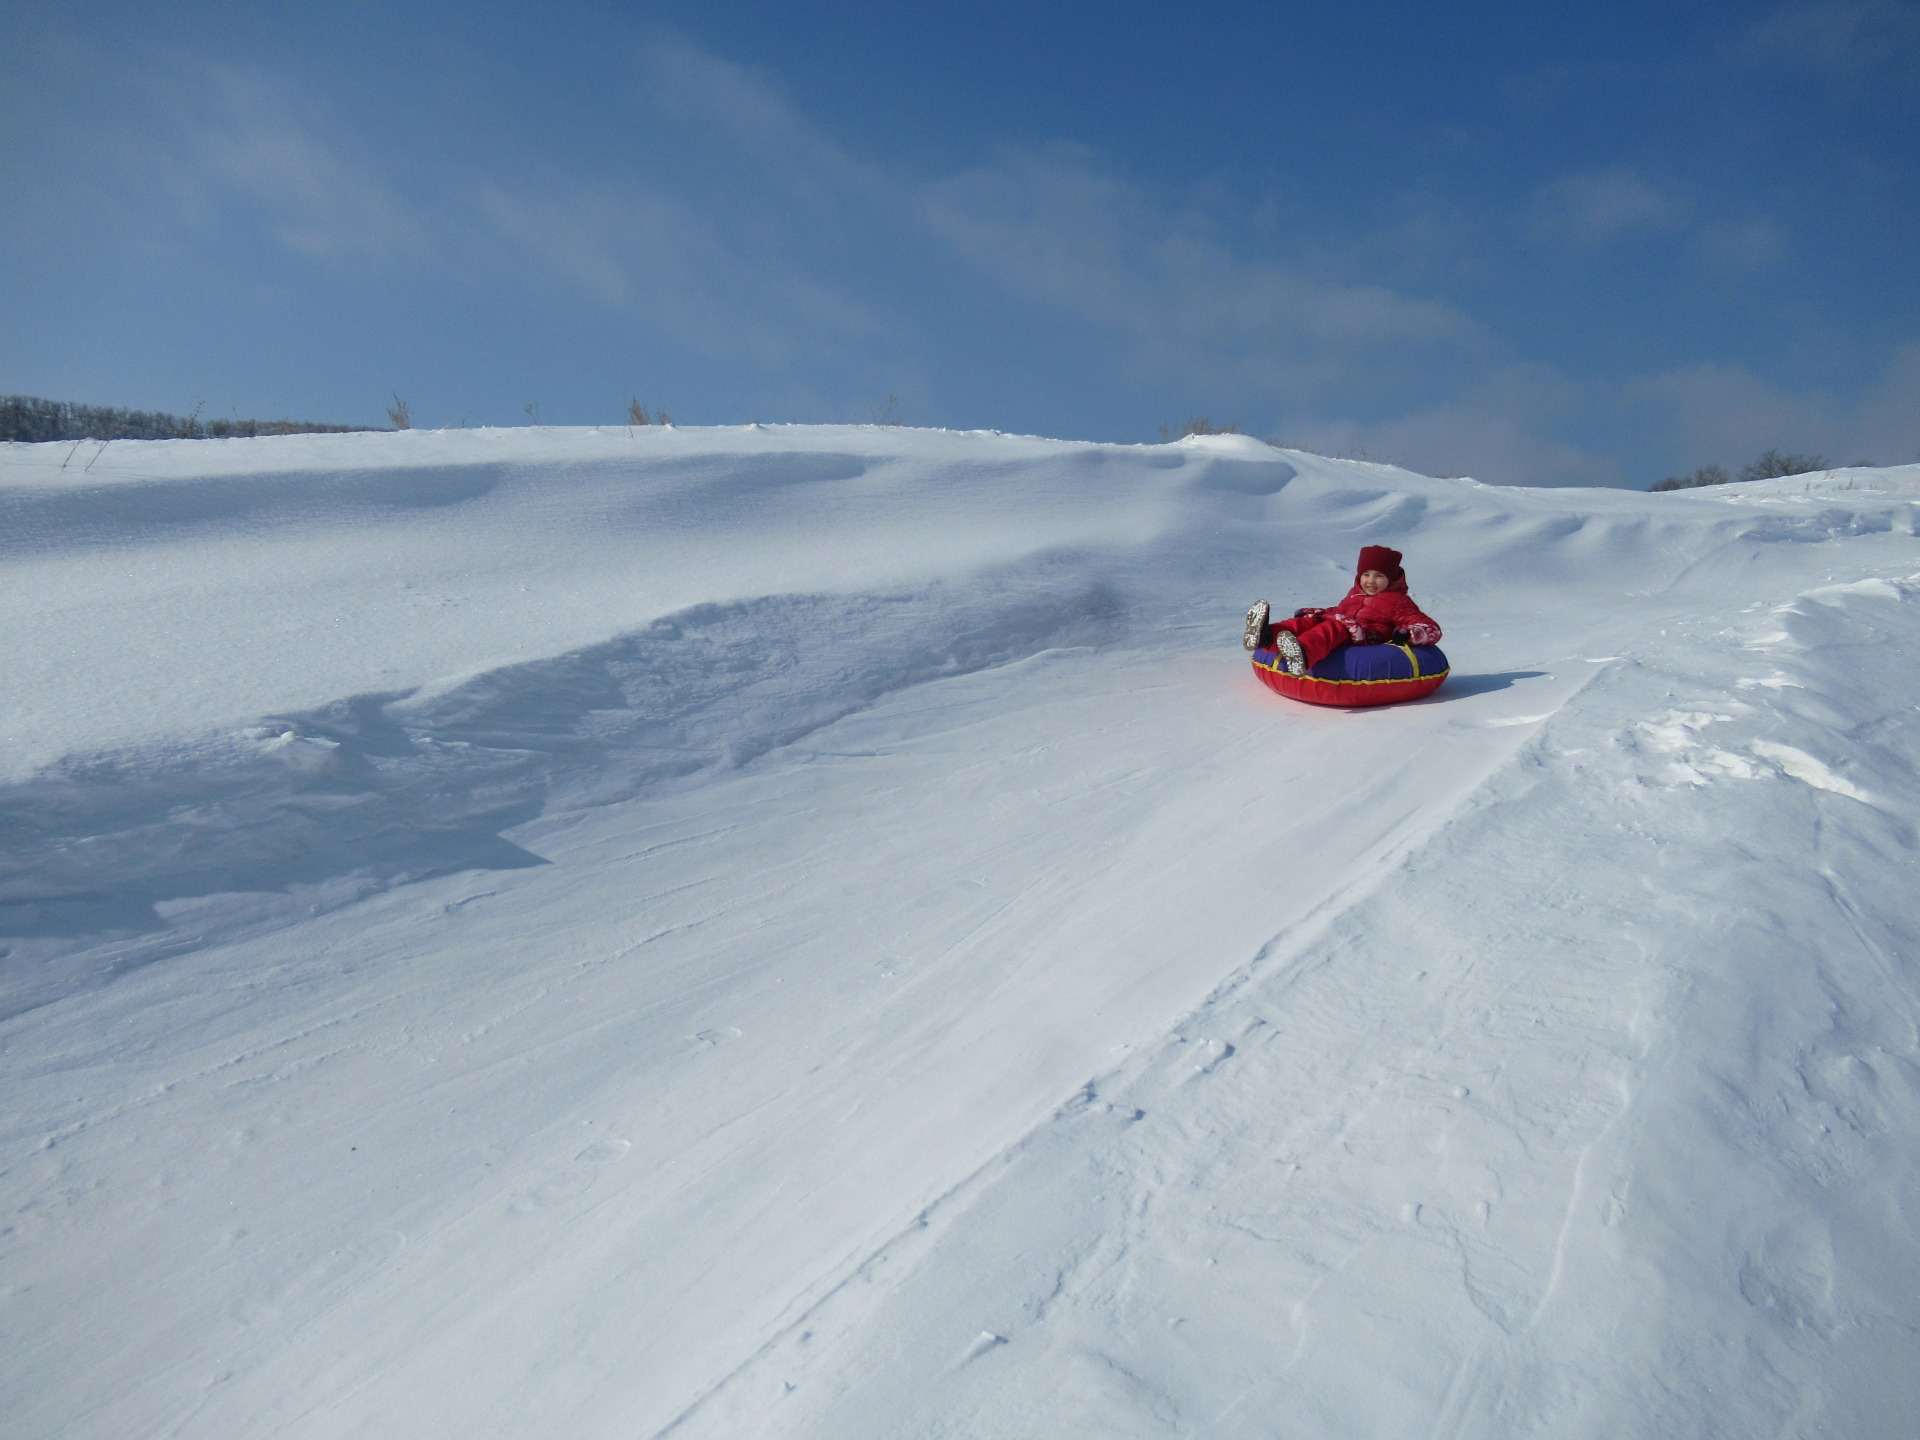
1242;600;1271;652
1273;630;1308;677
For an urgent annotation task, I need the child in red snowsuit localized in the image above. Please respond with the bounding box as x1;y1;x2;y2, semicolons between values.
1242;545;1442;676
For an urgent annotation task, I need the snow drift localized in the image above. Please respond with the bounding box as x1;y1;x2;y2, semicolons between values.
3;426;1919;1438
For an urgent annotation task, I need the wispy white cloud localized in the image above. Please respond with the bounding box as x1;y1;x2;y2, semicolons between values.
632;34;885;218
1275;365;1625;488
461;46;1490;412
1695;218;1787;272
1527;166;1786;275
919;143;1482;405
472;172;892;368
1631;341;1920;468
1630;364;1834;462
1854;341;1920;461
1743;0;1920;72
153;60;426;261
1527;166;1684;248
143;44;896;370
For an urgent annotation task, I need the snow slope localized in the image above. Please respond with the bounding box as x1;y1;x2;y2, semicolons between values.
4;428;1918;1438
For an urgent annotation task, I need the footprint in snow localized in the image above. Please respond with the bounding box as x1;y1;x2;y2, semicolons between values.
506;1135;631;1216
1187;1039;1234;1079
576;1138;632;1164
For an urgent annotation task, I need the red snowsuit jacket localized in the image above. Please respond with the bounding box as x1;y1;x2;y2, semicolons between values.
1296;576;1442;648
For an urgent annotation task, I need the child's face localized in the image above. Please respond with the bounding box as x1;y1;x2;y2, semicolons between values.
1358;569;1391;596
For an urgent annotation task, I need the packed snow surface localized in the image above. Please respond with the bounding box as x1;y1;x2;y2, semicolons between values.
4;427;1920;1438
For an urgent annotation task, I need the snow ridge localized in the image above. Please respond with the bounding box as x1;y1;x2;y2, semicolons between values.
2;575;1117;1018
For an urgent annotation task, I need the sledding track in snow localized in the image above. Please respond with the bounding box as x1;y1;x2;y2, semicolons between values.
3;429;1919;1439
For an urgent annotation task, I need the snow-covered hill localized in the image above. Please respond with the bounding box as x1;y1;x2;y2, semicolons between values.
4;427;1918;1438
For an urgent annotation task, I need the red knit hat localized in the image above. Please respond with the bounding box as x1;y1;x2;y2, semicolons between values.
1356;545;1404;583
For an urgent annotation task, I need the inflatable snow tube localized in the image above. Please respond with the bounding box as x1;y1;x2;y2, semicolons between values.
1252;642;1449;707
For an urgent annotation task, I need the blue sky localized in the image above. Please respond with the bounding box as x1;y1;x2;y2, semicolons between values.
4;0;1916;485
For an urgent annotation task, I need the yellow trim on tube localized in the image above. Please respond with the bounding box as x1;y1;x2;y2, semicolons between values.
1252;652;1450;687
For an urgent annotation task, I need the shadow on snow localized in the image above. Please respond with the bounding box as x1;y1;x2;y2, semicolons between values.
0;576;1120;979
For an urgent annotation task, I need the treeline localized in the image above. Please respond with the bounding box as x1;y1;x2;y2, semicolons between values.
1;395;372;443
1651;448;1827;491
